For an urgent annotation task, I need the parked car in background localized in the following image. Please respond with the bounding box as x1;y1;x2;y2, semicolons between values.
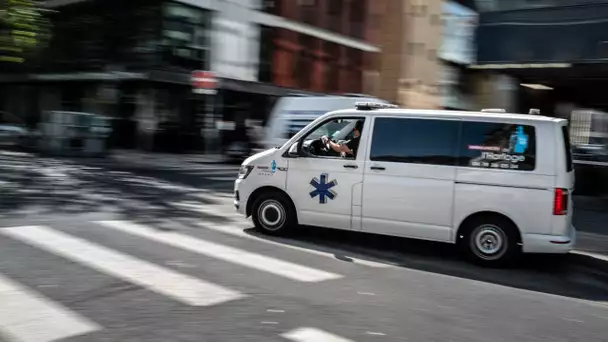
0;111;31;150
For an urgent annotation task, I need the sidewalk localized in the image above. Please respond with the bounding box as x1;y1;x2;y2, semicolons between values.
109;149;227;165
571;196;608;278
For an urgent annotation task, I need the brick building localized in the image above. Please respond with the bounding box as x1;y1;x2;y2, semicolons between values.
259;0;378;94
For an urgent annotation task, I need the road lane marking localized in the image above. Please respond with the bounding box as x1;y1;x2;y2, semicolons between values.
195;223;393;268
281;327;356;342
0;272;101;342
96;220;341;283
0;226;244;307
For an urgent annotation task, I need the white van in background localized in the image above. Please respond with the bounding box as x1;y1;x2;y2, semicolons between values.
234;103;575;267
262;96;387;150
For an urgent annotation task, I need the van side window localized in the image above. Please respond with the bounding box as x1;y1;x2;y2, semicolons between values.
459;122;536;171
301;117;365;159
370;118;459;165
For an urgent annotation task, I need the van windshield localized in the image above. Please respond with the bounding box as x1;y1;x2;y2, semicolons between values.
562;125;573;172
307;120;351;141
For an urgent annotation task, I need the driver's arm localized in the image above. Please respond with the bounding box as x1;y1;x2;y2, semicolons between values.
327;139;352;154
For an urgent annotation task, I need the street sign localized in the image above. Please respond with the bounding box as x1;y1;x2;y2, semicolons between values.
192;70;218;95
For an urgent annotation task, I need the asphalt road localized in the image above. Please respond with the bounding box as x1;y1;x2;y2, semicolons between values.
1;151;607;342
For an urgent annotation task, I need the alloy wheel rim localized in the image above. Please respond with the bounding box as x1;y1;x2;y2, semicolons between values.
258;200;286;231
471;224;507;260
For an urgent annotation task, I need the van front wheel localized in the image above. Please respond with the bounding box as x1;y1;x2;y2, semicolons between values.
461;216;520;267
251;192;296;236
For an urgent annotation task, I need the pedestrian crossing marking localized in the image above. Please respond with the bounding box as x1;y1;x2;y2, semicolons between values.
0;226;245;307
281;327;356;342
196;223;393;268
0;272;101;342
96;220;342;282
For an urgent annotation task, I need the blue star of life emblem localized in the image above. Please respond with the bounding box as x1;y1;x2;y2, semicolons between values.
309;173;338;204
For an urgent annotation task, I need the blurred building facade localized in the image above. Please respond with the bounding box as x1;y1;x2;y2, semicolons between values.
374;0;443;108
474;0;608;116
372;0;480;110
0;0;380;152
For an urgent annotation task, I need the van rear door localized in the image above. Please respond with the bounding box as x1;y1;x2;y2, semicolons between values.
552;121;575;237
556;122;575;190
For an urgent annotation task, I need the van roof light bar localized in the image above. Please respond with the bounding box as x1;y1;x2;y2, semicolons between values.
529;108;540;115
355;102;399;111
481;108;506;113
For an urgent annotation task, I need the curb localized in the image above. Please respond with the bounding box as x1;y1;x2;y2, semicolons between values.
568;251;608;283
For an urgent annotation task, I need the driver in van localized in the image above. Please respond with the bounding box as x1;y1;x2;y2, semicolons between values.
321;120;363;157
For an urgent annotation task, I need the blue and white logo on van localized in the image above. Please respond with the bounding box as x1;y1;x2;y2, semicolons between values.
271;160;277;173
309;174;338;204
512;126;529;154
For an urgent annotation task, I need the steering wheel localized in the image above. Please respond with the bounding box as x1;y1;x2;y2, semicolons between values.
307;136;331;155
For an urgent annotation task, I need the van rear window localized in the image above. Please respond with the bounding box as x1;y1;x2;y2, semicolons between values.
562;125;573;172
459;122;536;171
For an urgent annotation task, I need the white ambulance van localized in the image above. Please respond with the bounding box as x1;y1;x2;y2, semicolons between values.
234;102;575;266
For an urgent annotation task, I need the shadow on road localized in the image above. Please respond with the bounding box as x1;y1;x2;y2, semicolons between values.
240;225;608;303
0;154;234;223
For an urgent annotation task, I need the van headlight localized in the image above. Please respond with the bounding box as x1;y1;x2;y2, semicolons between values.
238;165;254;179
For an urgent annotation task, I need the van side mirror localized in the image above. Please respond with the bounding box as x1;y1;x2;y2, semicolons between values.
287;142;299;157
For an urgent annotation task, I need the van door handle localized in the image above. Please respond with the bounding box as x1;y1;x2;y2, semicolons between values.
370;166;385;171
343;164;358;169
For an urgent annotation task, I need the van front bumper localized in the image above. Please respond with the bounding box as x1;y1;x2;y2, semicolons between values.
233;178;250;217
522;225;576;254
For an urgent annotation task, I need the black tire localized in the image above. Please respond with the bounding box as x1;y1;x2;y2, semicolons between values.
251;191;297;236
459;215;521;268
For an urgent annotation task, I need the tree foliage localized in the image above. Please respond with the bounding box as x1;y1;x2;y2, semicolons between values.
0;0;53;64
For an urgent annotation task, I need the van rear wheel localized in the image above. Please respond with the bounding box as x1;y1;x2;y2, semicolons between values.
251;192;296;236
461;216;520;267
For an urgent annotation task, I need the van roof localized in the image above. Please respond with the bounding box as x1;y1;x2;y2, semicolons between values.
333;108;567;125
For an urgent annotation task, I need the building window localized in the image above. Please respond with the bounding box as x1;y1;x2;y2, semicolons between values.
262;0;282;15
298;0;316;6
430;14;440;26
348;0;366;39
327;0;344;33
294;34;315;89
258;25;275;83
411;4;427;17
299;0;318;25
325;42;340;92
459;122;536;171
408;42;425;55
161;2;211;70
370;118;459;165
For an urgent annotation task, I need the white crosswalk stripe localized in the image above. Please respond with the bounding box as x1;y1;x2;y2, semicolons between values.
281;327;356;342
196;223;392;268
0;226;245;307
0;272;101;342
96;220;342;282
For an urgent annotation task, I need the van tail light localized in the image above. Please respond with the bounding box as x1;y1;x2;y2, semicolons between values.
553;188;569;215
